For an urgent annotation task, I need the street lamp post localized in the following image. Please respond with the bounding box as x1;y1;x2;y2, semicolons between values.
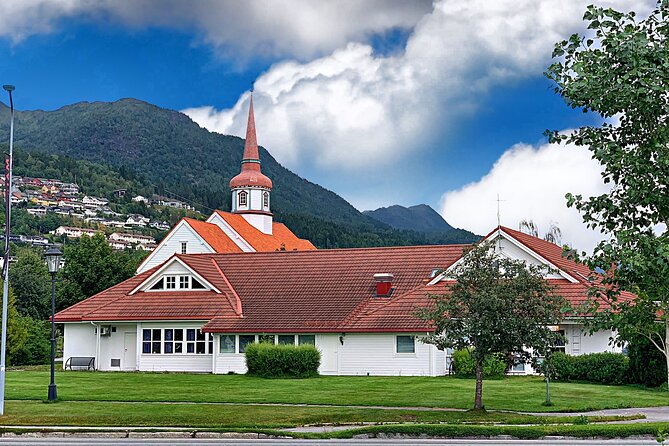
0;84;15;415
44;247;62;401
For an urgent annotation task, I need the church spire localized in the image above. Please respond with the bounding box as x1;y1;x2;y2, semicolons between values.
230;94;272;189
241;94;260;168
229;93;273;235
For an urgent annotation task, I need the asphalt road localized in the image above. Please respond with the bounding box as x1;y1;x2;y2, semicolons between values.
0;438;662;446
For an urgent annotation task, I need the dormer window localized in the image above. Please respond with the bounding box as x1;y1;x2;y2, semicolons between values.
149;275;206;291
238;190;248;207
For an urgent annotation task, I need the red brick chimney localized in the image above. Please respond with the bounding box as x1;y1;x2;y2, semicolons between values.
374;273;394;297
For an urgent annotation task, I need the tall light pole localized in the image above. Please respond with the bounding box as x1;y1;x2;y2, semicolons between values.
0;84;15;415
44;247;62;401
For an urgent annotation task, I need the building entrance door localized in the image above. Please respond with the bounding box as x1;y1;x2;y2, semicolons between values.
123;332;137;370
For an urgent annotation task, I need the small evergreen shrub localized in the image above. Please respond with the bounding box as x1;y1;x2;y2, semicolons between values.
452;349;506;379
627;337;667;388
550;352;629;385
245;342;320;378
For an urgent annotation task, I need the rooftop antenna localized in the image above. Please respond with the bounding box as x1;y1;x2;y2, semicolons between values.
495;194;506;251
496;193;506;227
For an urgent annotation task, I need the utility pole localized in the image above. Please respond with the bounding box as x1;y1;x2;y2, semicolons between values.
0;84;16;415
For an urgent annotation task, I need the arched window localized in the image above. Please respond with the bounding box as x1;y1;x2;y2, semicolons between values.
263;191;269;209
238;190;248;207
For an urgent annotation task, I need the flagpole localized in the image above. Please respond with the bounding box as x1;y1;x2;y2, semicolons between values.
0;84;16;415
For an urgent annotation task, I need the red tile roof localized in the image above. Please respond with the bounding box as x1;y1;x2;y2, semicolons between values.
184;218;242;253
56;226;634;332
57;245;464;327
212;210;316;252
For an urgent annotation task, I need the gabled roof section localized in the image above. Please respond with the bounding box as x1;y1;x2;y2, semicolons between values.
497;226;591;283
201;244;464;333
129;256;221;295
184;218;242;253
211;210;316;252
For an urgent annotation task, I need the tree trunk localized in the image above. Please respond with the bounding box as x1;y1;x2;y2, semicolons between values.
474;359;484;410
665;318;669;392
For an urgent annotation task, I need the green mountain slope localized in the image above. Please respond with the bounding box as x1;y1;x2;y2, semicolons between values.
363;204;453;232
364;204;479;244
0;99;478;247
0;98;361;223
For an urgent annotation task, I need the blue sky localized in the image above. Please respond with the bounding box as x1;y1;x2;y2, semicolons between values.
0;0;654;250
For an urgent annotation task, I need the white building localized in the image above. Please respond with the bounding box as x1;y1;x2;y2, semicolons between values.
109;232;155;245
56;226;622;375
82;196;109;207
56;99;622;376
53;226;100;239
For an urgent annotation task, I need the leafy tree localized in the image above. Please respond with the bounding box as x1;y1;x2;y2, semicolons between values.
546;2;669;386
9;246;50;320
0;286;29;364
57;234;146;310
417;242;566;410
10;317;50;366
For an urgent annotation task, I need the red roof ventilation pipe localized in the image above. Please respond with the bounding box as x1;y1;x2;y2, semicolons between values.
374;273;394;297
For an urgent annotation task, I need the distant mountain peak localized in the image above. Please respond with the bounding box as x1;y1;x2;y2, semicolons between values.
363;204;454;232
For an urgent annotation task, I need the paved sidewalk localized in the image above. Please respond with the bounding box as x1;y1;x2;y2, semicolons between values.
521;406;669;423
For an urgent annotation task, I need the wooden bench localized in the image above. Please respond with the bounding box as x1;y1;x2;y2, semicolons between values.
64;357;95;371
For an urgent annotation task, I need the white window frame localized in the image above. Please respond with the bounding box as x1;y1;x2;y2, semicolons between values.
142;328;213;355
147;275;207;292
395;335;416;355
238;190;248;207
180;241;187;254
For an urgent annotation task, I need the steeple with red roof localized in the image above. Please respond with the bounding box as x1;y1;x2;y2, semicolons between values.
229;94;274;235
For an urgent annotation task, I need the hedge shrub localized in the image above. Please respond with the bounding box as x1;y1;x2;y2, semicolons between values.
549;352;629;385
245;342;320;378
627;337;667;387
452;349;506;379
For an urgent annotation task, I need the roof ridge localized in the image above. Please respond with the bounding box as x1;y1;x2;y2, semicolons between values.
210;258;243;316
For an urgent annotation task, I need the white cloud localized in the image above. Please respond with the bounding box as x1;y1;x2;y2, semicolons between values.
0;0;431;59
184;0;654;172
439;140;610;252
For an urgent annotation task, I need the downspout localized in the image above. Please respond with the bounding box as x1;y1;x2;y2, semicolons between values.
91;321;100;371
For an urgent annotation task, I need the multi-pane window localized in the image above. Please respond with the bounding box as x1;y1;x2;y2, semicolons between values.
263;192;269;209
220;335;236;353
180;242;187;254
239;335;256;353
142;329;163;354
238;191;248;207
218;334;317;353
149;275;206;291
396;335;416;354
278;335;295;345
298;335;316;346
179;276;189;289
142;328;212;354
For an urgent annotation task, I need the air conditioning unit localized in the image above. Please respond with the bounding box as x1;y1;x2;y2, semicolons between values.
100;326;112;336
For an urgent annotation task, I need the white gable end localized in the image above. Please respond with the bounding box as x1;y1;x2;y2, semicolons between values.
205;213;255;252
136;221;216;274
132;257;220;294
430;229;578;285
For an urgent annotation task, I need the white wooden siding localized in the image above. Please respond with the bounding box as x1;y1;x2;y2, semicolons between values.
137;224;214;273
62;323;97;369
336;333;434;376
98;324;137;371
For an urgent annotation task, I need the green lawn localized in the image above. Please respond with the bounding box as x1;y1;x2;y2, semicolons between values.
0;401;639;428
5;371;669;412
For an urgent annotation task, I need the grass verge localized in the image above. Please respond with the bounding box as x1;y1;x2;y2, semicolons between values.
0;401;642;428
6;371;669;412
